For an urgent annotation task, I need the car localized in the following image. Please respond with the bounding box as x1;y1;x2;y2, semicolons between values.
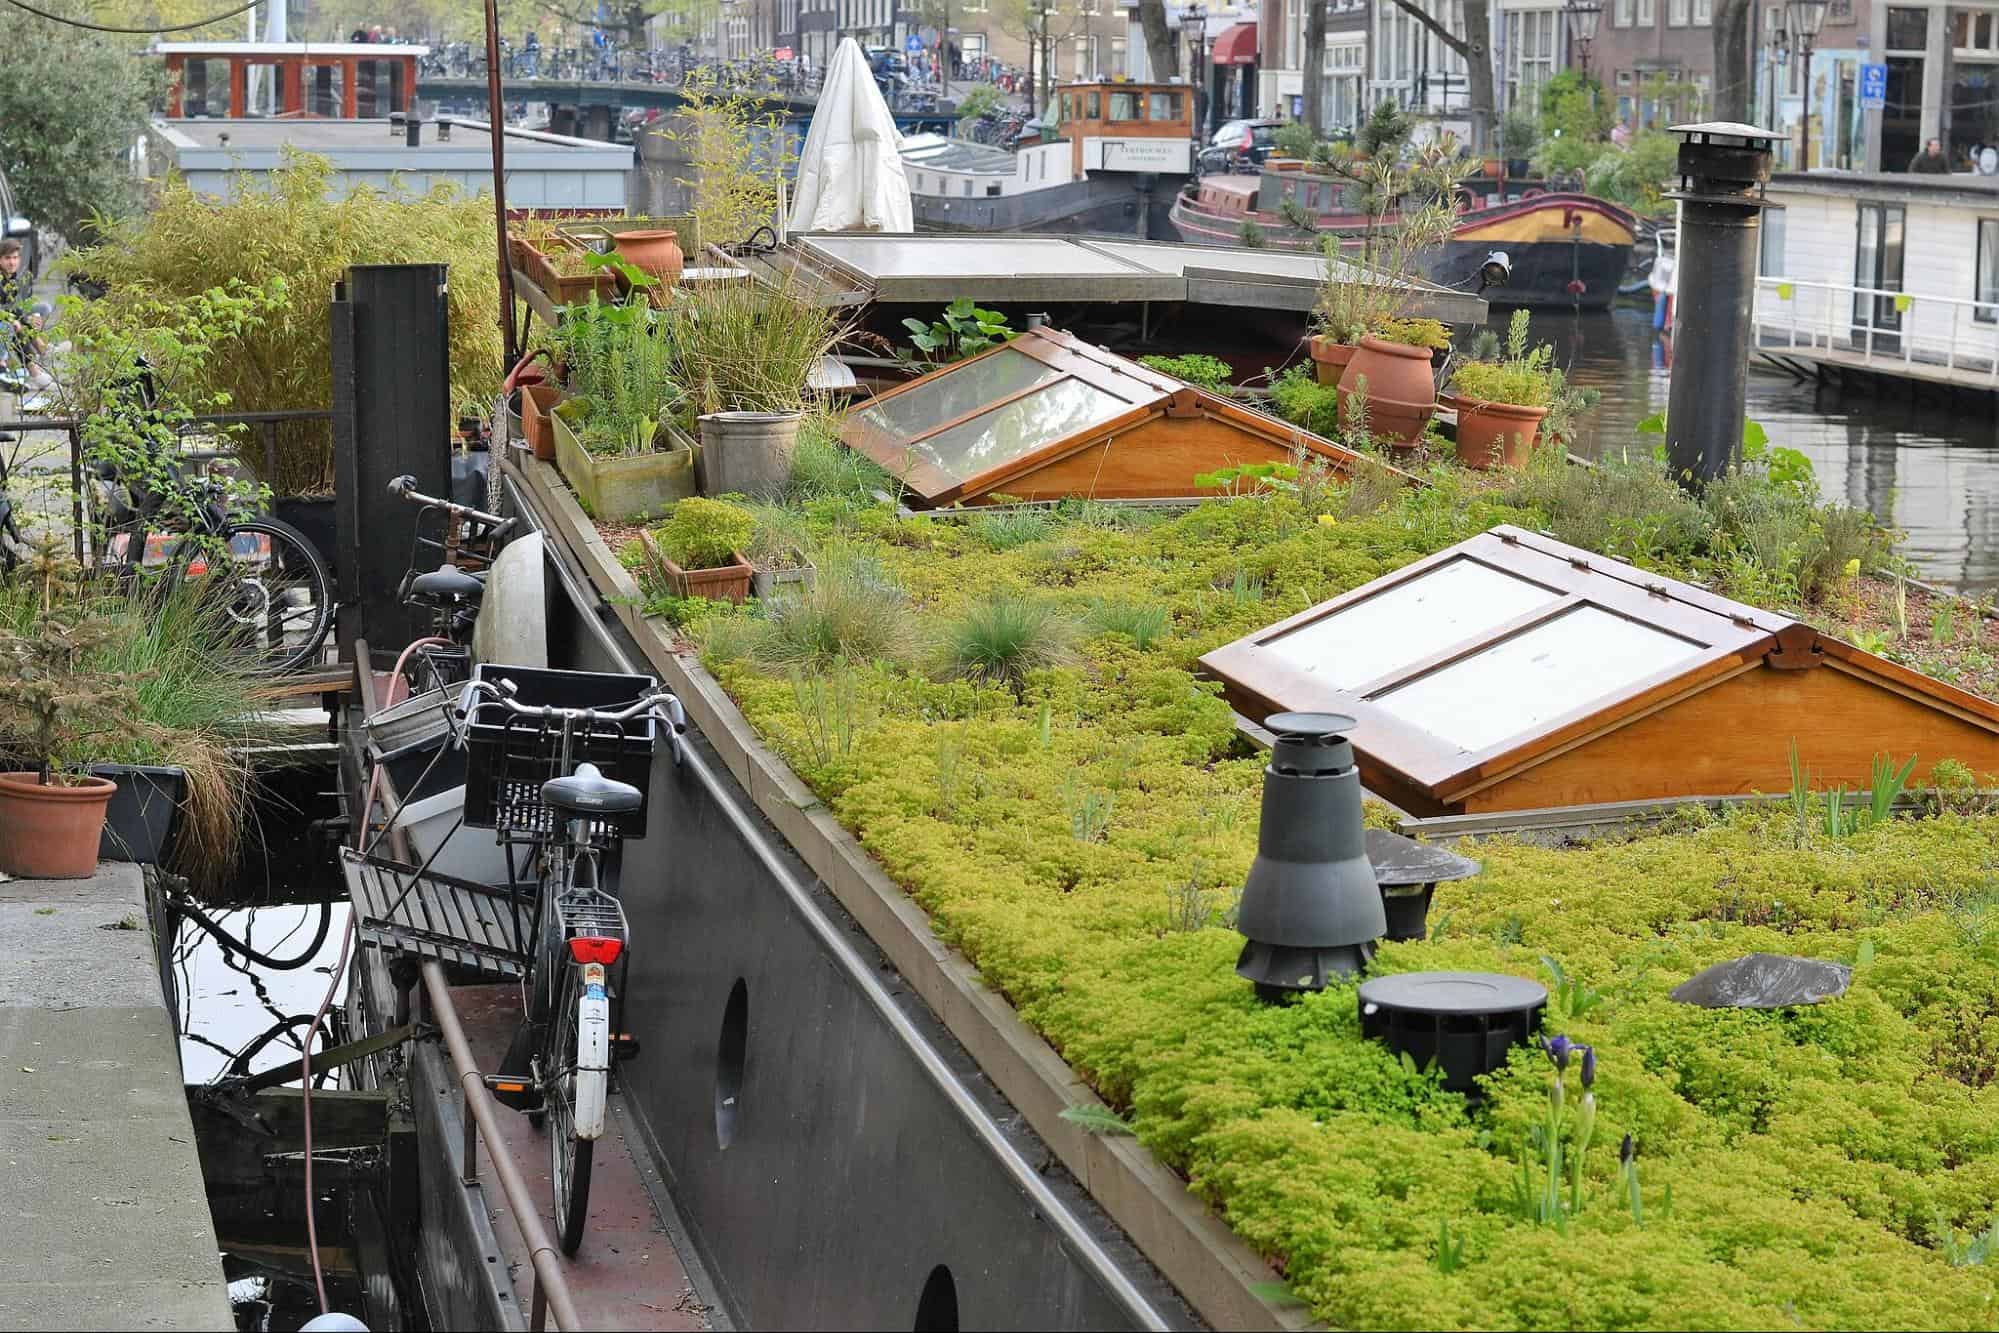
0;166;35;282
1202;118;1282;173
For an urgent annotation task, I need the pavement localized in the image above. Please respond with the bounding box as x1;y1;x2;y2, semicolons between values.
0;862;234;1330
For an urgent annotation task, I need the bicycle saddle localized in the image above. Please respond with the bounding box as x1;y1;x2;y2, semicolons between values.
541;763;643;815
408;564;485;603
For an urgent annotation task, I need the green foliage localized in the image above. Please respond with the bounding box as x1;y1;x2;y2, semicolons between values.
1372;316;1451;350
552;295;679;454
0;579;145;783
1586;130;1683;212
953;82;1005;125
935;591;1078;693
1194;462;1299;497
902;298;1015;366
658;69;793;248
0;8;160;242
70;152;506;493
1356;99;1413;158
1239;218;1267;249
1538;70;1612;142
786;413;894;503
1500;106;1539;159
1312;140;1469;341
1060;1103;1136;1136
1137;353;1235;392
1087;598;1170;652
651;497;753;570
1274;121;1318;161
664;271;843;420
1450;310;1556;409
1269;368;1342;439
970;507;1053;551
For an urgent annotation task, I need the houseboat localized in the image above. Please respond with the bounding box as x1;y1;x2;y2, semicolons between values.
903;80;1195;238
1752;169;1999;398
1169;169;1640;308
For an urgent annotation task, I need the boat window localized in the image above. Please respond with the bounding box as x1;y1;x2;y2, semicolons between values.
1087;92;1103;119
900;378;1129;485
1109;90;1140;120
1150;92;1180;122
857;347;1064;442
1061;93;1074;120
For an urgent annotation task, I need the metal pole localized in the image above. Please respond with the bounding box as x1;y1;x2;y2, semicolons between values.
1799;40;1812;170
484;0;521;372
1664;122;1779;486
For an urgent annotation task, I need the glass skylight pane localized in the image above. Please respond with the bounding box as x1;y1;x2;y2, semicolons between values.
1263;558;1561;690
905;378;1129;484
858;348;1063;443
1372;605;1703;753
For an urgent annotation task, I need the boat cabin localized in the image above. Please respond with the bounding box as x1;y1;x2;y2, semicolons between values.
1053;81;1194;179
156;41;425;119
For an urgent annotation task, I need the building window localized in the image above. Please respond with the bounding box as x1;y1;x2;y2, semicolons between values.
1978;219;1999;323
1885;6;1927;50
1668;0;1688;26
1955;10;1999;53
1504;8;1558;108
1694;0;1711;23
1637;0;1655;24
1614;0;1632;23
1111;37;1126;76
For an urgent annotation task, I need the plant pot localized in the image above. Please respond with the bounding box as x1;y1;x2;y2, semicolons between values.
750;549;816;598
1507;157;1531;178
90;762;185;865
613;228;686;286
520;382;561;462
522;238;620;306
1307;335;1356;388
1452;398;1550;470
552;412;698;522
273;495;337;581
0;771;117;878
1338;335;1439;448
637;529;754;604
1266;156;1306;173
1481;158;1505;179
697;410;804;501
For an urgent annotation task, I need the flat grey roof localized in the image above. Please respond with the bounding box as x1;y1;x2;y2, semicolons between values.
899;134;1020;176
149;117;632;170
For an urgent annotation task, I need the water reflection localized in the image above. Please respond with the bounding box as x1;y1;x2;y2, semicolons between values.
1503;304;1999;595
172;901;351;1084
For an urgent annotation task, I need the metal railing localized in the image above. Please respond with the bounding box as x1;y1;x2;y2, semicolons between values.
1753;275;1999;381
422;960;581;1332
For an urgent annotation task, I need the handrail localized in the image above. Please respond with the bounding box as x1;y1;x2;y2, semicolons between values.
1752;274;1999;380
422;959;584;1333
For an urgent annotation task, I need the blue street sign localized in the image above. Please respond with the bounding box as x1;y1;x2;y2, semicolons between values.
1860;62;1887;109
906;33;924;53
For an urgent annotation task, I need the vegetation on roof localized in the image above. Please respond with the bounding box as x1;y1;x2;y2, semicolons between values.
611;427;1999;1329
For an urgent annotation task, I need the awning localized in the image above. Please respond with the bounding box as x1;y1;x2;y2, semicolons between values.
1211;23;1258;66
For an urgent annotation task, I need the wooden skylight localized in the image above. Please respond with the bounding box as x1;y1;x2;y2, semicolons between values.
840;327;1407;506
1202;525;1999;816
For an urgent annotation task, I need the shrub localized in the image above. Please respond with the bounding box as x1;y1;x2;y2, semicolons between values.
1373;316;1451;350
652;497;754;570
936;591;1078;693
1274;120;1317;160
740;551;915;667
1269;368;1342;438
1137;354;1236;393
1510;448;1707;567
68;151;505;494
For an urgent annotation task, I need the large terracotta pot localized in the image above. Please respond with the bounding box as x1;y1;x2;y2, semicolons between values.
1338;336;1439;447
520;382;561;462
613;229;686;286
1307;335;1356;388
1453;398;1550;470
0;771;117;878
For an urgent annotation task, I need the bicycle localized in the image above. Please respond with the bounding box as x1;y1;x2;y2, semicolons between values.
457;668;686;1254
387;472;515;693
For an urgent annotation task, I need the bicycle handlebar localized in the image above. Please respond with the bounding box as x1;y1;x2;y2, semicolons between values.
388;474;514;538
456;676;688;739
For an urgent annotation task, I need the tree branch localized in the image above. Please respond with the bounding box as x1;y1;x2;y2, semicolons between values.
1381;0;1484;62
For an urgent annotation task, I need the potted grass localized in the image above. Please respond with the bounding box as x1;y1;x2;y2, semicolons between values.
639;497;755;604
549;297;698;519
745;503;817;598
1340;316;1450;447
1447;310;1556;470
0;588;147;879
669;275;845;501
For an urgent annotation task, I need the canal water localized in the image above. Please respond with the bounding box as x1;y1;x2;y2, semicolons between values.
1513;303;1999;596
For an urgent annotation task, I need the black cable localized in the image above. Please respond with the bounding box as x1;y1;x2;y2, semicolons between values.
168;885;335;970
0;0;263;34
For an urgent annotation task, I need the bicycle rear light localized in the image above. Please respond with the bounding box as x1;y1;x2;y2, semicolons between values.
568;936;624;966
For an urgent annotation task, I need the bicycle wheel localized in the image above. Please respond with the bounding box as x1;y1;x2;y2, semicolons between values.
167;516;334;675
545;970;595;1255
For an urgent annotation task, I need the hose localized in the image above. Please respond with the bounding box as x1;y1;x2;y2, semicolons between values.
167;887;334;972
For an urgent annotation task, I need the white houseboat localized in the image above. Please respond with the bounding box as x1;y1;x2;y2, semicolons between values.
1753;169;1999;396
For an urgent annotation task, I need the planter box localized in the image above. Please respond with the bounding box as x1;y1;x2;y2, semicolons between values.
750;549;816;599
638;528;753;604
558;213;701;255
520;382;561;462
521;237;620;306
90;762;185;865
552;412;697;522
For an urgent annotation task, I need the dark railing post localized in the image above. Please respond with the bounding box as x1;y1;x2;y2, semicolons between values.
1664;121;1780;487
67;424;85;566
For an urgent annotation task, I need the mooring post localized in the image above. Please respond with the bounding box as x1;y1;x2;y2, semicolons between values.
1663;122;1780;487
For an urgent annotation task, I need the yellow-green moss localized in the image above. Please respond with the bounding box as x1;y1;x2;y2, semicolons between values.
688;485;1999;1330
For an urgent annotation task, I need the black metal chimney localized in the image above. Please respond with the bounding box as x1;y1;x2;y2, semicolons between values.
1235;713;1384;1002
406;114;423;148
1663;121;1780;486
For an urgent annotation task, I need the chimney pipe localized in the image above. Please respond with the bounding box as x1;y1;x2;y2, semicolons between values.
406;115;423;148
1663;121;1781;487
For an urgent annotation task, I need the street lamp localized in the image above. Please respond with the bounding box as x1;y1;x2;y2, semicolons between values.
1787;0;1829;169
1563;0;1603;86
1031;0;1055;112
1178;2;1209;145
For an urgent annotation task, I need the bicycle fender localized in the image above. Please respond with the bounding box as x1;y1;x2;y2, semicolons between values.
575;965;612;1140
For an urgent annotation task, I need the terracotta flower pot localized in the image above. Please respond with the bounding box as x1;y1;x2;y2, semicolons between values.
0;771;118;879
1307;335;1356;388
520;382;561;462
1338;335;1439;448
1452;398;1550;470
613;229;686;287
637;529;753;605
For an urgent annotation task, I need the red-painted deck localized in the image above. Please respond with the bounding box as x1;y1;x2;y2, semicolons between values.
451;984;714;1331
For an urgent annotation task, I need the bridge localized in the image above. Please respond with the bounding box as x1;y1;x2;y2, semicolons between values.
415;74;957;140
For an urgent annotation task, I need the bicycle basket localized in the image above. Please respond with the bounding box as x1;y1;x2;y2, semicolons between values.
463;663;658;838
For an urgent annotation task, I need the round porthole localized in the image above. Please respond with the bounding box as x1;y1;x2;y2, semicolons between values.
913;1264;958;1332
714;978;748;1149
